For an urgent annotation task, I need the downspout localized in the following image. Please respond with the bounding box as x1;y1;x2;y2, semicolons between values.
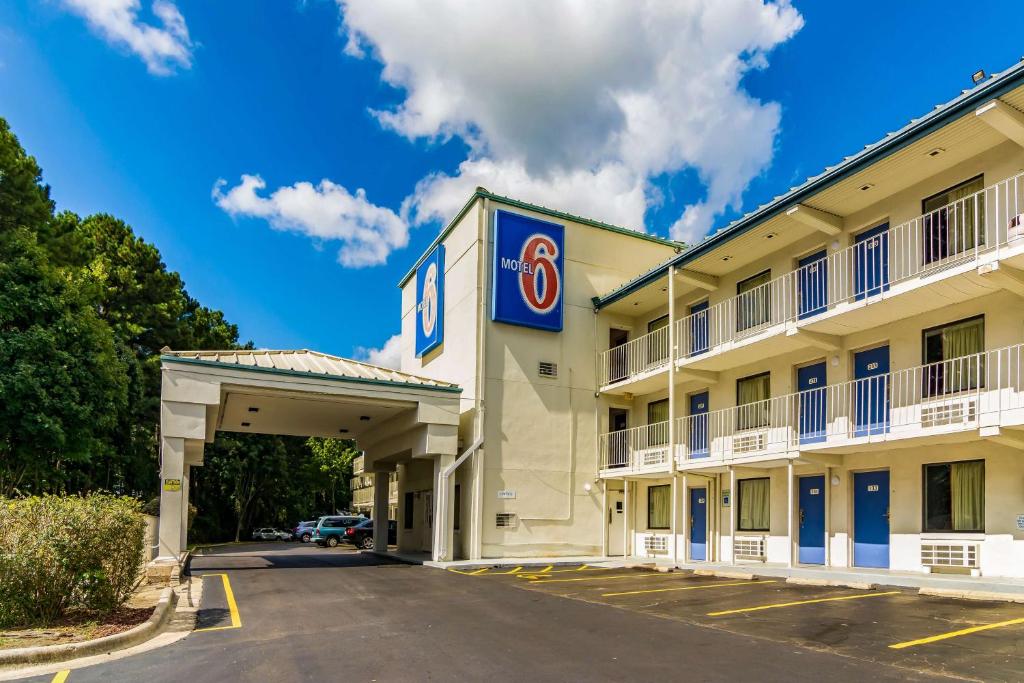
437;195;490;562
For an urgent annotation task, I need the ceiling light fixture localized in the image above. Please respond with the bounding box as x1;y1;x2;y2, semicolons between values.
722;255;732;262
860;183;875;192
241;422;251;427
927;147;945;158
766;233;777;240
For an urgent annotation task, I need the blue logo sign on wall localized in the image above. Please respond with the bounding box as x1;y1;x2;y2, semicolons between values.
415;244;444;356
491;210;564;332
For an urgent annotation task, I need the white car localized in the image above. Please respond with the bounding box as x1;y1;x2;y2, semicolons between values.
251;528;290;541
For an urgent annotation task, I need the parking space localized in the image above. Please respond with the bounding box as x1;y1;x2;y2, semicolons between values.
452;565;1024;682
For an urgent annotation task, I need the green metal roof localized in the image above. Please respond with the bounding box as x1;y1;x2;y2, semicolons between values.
593;58;1024;310
161;349;462;393
397;188;683;288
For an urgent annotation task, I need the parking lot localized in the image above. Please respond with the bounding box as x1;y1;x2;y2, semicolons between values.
448;564;1024;681
11;546;1024;682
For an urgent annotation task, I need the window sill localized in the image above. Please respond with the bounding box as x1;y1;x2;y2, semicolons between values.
921;532;985;541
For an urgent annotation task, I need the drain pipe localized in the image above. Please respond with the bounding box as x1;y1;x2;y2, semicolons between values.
436;193;490;562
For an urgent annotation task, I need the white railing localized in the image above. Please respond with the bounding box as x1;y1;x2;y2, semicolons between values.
668;173;1024;361
599;421;670;471
598;324;670;386
673;343;1024;465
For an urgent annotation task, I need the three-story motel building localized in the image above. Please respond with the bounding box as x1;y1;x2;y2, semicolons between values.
156;61;1024;581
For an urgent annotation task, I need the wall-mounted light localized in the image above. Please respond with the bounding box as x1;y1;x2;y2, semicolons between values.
831;474;841;486
584;482;593;493
339;428;349;434
830;356;840;367
360;416;371;421
248;406;259;413
830;240;841;251
241;422;251;427
972;69;986;84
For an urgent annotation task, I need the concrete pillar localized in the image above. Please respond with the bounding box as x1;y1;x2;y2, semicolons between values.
432;454;456;562
179;465;191;552
601;480;609;557
787;461;795;568
729;466;737;565
396;463;408;552
156;436;185;561
623;479;631;558
670;474;678;565
681;474;689;563
372;470;390;552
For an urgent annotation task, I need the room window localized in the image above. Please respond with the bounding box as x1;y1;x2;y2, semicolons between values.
646;399;669;446
923;460;985;532
922;316;984;396
648;484;670;529
922;176;985;264
736;372;770;430
403;492;414;529
647;315;669;365
738;477;770;532
736;270;771;332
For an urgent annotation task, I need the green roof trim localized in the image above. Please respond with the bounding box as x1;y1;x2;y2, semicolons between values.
161;355;464;394
593;59;1024;310
397;189;682;288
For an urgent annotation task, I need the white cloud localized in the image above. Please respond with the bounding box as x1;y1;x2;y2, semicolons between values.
339;0;803;244
60;0;193;75
212;174;408;267
355;333;402;369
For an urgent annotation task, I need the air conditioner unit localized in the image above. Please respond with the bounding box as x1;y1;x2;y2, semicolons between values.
734;536;766;561
636;447;669;467
495;513;517;529
921;541;980;572
734;431;767;454
921;398;977;428
643;535;668;555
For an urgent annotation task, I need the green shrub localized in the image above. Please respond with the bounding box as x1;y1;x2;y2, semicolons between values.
0;494;145;627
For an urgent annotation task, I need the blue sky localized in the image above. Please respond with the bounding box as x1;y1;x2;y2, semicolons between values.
3;1;1024;365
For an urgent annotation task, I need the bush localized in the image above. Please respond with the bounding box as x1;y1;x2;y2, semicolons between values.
0;494;145;627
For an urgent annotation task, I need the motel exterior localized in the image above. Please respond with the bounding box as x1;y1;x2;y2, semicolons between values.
152;61;1024;582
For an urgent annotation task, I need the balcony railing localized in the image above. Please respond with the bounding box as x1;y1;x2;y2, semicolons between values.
599;421;670;471
674;343;1024;464
598;324;670;386
598;174;1024;386
674;172;1024;359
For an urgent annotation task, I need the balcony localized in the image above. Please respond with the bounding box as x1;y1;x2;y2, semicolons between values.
598;173;1024;388
599;421;671;476
673;343;1024;468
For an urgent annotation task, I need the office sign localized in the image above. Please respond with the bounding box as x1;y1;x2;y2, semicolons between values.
491;210;564;331
415;244;445;356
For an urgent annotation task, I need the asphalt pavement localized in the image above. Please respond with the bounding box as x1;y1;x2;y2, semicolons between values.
13;543;1016;682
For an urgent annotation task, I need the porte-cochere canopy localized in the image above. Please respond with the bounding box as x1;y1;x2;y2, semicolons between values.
150;348;461;581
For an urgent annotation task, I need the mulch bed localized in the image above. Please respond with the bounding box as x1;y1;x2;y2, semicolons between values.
0;606;154;650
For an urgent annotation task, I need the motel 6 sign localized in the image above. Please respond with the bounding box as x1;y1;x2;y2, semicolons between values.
491;210;565;332
415;244;445;356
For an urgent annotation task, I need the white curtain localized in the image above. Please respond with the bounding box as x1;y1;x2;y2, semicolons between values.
738;478;770;531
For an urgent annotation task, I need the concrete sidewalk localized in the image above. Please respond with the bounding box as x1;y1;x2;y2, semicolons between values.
376;550;1024;601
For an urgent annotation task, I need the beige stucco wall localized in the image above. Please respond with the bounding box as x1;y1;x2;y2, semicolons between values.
398;196;677;558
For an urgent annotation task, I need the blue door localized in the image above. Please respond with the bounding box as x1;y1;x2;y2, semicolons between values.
798;475;826;565
853;470;890;568
688;392;709;458
689;487;707;561
854;346;890;436
689;301;709;356
798;250;828;319
854;223;890;300
797;362;827;444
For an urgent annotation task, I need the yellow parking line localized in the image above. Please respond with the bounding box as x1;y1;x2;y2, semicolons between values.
470;567;490;575
708;590;900;616
889;616;1024;650
520;573;679;584
539;565;553;573
603;580;775;597
51;671;70;683
195;573;242;632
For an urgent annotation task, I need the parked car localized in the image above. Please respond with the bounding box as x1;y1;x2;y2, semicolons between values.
343;519;397;549
252;527;290;541
313;515;365;547
292;520;319;543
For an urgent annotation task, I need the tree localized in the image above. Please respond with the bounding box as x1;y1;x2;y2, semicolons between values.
0;123;128;496
307;438;359;513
